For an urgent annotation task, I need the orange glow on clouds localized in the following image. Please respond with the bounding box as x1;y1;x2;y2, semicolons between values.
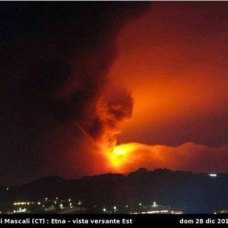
101;3;228;174
105;142;228;173
54;3;228;178
107;4;228;141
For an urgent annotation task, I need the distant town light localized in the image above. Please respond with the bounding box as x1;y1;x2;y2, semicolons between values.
13;208;27;213
13;201;33;206
172;211;183;214
139;203;142;206
78;200;82;206
102;208;106;212
152;202;158;207
160;210;169;213
208;173;217;177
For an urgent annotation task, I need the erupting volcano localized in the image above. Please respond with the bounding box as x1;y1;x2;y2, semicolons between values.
1;2;228;184
80;2;228;175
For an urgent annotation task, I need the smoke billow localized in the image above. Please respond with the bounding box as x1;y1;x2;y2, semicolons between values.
51;42;135;177
0;3;149;183
93;88;134;149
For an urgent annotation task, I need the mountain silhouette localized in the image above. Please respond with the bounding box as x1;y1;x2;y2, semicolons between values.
2;168;228;213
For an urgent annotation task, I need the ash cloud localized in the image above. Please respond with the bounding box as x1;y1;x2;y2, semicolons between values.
91;89;134;149
0;2;148;184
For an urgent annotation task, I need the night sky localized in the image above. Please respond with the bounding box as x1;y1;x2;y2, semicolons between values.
0;2;228;185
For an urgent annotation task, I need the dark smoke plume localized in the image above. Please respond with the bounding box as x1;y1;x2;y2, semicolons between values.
0;2;148;184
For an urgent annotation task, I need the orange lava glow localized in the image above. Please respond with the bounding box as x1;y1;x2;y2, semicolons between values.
105;143;137;170
104;142;228;174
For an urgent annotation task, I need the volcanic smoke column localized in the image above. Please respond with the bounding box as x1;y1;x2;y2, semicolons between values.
48;4;149;177
95;88;134;169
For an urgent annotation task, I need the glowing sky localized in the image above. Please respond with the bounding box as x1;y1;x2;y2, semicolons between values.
1;3;228;184
104;3;228;173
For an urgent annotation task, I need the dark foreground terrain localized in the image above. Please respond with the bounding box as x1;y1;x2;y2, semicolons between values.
1;168;228;213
